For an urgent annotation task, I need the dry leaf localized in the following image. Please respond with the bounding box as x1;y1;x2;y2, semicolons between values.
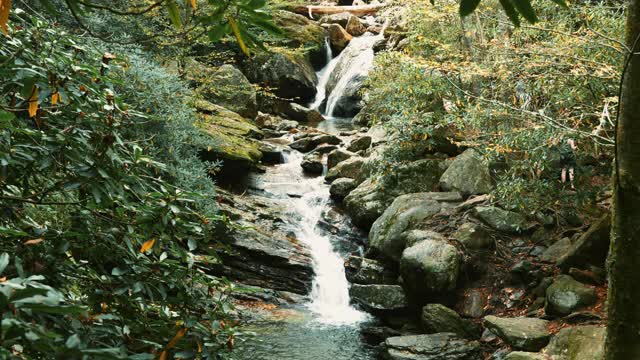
189;0;197;10
24;238;44;245
0;0;11;36
28;86;38;118
139;239;155;253
51;92;60;105
165;327;188;350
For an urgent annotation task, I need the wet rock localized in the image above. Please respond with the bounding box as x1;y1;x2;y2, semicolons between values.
540;237;571;263
301;153;324;174
368;193;459;263
361;326;403;344
327;148;356;169
186;62;257;119
347;135;372;152
439;149;493;196
319;12;352;28
421;304;479;339
400;239;461;298
545;275;597;316
314;144;339;154
346;256;396;285
271;10;328;69
325;156;365;182
276;120;299;132
289;134;341;153
474;206;528;234
259;142;284;164
283;103;325;124
344;159;451;228
453;222;493;250
543;325;605;360
346;15;367;36
349;284;408;313
504;352;547;360
557;215;610;271
461;289;486;318
483;316;551;351
328;24;353;53
382;333;483;360
330;178;358;200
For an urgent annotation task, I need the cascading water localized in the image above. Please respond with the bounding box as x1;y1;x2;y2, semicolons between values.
309;38;340;111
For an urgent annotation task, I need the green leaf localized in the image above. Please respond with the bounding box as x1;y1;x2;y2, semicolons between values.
513;0;538;23
208;23;229;42
246;0;266;9
459;0;482;17
66;334;81;349
22;304;87;315
166;0;182;29
0;253;9;275
499;0;521;26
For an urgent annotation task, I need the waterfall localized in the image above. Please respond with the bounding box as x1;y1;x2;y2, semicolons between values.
309;38;341;112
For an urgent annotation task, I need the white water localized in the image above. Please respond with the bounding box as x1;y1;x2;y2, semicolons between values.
309;38;340;111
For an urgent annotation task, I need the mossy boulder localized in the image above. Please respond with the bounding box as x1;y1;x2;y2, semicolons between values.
195;100;263;169
474;206;528;234
439;149;493;196
543;325;605;360
349;284;408;314
400;239;461;298
484;316;551;351
421;304;479;339
545;275;597;316
272;10;328;69
382;333;483;360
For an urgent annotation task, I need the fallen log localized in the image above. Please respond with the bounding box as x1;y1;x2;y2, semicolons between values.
293;4;387;18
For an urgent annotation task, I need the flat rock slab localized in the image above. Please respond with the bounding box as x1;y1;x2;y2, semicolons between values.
382;333;483;360
349;284;408;313
484;316;551;351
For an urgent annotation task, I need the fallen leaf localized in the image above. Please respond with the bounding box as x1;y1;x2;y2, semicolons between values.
140;239;155;253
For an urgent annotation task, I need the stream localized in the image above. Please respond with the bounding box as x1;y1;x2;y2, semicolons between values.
232;36;380;359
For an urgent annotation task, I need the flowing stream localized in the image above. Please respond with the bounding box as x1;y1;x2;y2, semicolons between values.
233;37;379;359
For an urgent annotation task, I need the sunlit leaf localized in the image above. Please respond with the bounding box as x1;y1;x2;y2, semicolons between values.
0;0;10;36
228;16;250;57
140;239;156;253
166;0;182;29
28;86;38;118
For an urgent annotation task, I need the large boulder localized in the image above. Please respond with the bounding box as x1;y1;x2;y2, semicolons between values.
543;325;605;360
545;275;597;316
557;215;610;271
421;304;478;339
271;10;328;69
327;24;353;53
325;156;365;182
346;135;372;152
195;100;263;171
349;284;408;313
345;256;396;285
368;193;461;263
187;62;257;119
474;206;528;234
345;15;367;36
453;222;493;250
344;159;451;228
381;333;483;360
301;153;324;174
400;239;461;298
439;149;493;196
327;148;356;169
540;237;572;263
319;12;352;28
483;316;551;351
242;50;318;103
282;103;325;124
329;178;358;200
289;134;341;153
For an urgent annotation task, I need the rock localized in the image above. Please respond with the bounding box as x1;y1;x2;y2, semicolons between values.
319;12;352;28
186;62;257;119
289;134;341;153
346;257;396;285
361;326;403;344
344;159;451;228
404;229;448;248
276;119;299;131
543;325;605;360
474;206;528;234
400;239;461;298
259;142;284;164
349;284;408;313
461;289;486;318
557;215;610;271
283;103;325;123
439;149;493;196
328;24;353;53
271;10;328;69
327;148;356;169
330;178;358;200
195;100;263;171
345;15;367;36
504;352;547;360
540;237;572;263
242;50;318;102
545;275;597;316
453;222;493;250
301;153;323;174
382;333;483;360
346;135;372;152
421;304;478;339
314;144;339;154
325;156;365;182
368;193;461;263
483;316;551;351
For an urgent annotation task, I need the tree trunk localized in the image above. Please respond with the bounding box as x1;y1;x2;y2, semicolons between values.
605;0;640;358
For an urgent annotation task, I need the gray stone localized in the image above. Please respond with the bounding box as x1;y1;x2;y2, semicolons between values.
347;257;396;285
543;325;605;360
319;12;351;28
504;352;547;360
325;156;365;182
330;178;358;200
301;153;323;174
283;103;325;123
475;206;528;234
439;149;493;196
382;333;483;360
421;304;479;339
453;222;493;250
328;23;352;53
289;134;341;153
346;135;372;152
540;237;572;263
345;15;367;36
400;239;461;298
327;148;356;169
461;289;486;318
483;316;551;351
557;215;610;271
545;275;597;316
349;284;408;313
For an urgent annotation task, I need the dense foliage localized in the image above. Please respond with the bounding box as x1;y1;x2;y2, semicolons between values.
0;11;237;359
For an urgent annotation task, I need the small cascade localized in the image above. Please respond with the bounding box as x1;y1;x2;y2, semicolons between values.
309;38;341;111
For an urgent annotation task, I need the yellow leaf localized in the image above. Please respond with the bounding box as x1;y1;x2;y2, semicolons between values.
188;0;197;10
24;238;44;245
28;86;38;118
140;239;156;253
166;327;188;350
228;16;250;57
51;92;60;105
0;0;10;36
